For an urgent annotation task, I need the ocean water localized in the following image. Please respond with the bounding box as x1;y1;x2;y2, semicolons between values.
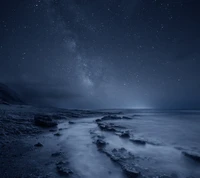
100;109;200;177
115;109;200;151
38;109;200;178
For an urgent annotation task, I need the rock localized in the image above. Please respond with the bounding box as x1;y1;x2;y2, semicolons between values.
102;148;134;162
132;115;140;117
101;147;139;177
101;115;122;121
130;139;146;145
111;148;134;160
54;132;61;136
122;116;132;120
97;122;128;133
34;142;43;147
56;161;67;165
56;161;73;176
97;123;117;132
120;130;130;138
182;151;200;162
34;115;57;128
51;152;62;157
123;165;140;178
51;114;62;120
96;139;107;148
95;119;102;122
96;134;105;139
49;129;57;132
68;121;75;124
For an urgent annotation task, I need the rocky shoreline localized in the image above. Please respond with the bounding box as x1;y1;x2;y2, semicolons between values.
0;105;200;178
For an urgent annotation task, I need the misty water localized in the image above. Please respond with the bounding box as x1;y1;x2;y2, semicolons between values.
48;110;200;178
58;119;125;178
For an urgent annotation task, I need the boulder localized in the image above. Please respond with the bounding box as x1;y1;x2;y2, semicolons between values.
56;161;73;176
130;139;146;145
101;147;139;177
119;130;130;138
123;165;140;178
34;115;57;128
51;152;62;157
96;139;107;148
95;119;102;122
122;116;132;120
54;132;61;136
101;115;122;121
34;142;43;147
97;123;117;132
68;121;75;124
182;151;200;162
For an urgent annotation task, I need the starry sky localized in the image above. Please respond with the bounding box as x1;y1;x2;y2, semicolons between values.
0;0;200;109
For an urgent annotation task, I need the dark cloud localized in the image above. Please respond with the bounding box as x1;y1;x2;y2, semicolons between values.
7;82;82;107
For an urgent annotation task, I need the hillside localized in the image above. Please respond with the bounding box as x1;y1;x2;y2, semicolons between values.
0;83;23;105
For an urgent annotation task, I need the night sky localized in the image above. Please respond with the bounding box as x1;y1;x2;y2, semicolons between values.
0;0;200;109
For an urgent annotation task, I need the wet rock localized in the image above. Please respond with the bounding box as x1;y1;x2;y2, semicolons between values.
34;142;43;147
102;148;134;162
113;125;127;129
56;161;67;165
170;173;179;178
51;152;62;157
49;129;57;132
57;165;73;176
101;147;139;177
90;131;105;140
97;122;117;132
54;132;62;136
96;139;107;148
64;112;81;118
51;114;62;120
122;164;140;178
112;148;134;160
68;121;75;124
95;119;102;122
122;116;132;120
56;161;73;176
159;175;172;178
97;122;127;134
132;115;140;117
130;139;146;145
101;115;122;121
34;115;57;128
119;130;130;138
182;151;200;162
96;134;105;139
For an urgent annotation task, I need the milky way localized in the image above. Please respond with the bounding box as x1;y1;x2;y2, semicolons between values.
0;0;200;109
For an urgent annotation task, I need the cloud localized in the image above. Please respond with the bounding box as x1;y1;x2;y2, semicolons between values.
6;81;82;106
